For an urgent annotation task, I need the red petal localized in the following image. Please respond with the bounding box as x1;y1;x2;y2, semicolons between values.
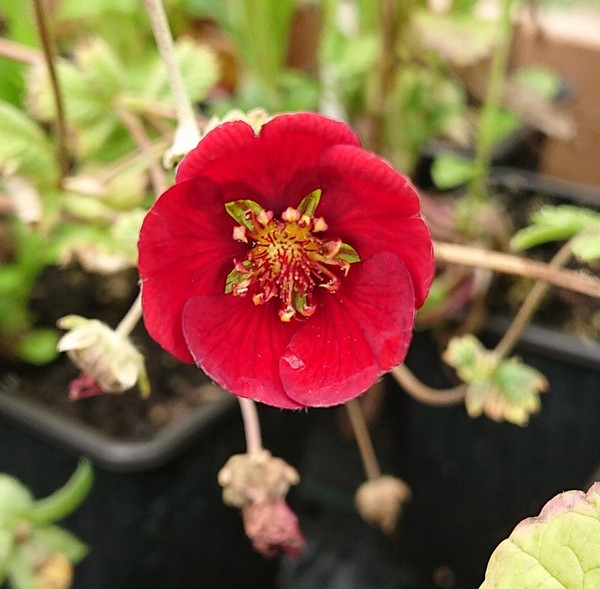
138;178;246;363
176;113;361;213
279;253;415;407
182;294;302;409
316;145;434;308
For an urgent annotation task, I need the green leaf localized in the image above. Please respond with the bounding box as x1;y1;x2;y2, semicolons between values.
7;547;37;589
431;151;477;190
31;527;88;564
17;329;60;366
24;459;93;526
513;66;562;100
481;482;600;588
0;476;33;526
571;231;600;262
443;335;547;426
297;189;322;217
412;12;503;67
224;199;264;229
511;205;600;253
0;101;55;183
143;39;219;105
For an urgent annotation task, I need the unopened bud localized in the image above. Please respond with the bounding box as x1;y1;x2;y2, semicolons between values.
57;315;149;399
355;475;411;535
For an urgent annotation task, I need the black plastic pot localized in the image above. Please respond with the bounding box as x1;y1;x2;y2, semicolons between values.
0;363;309;589
281;169;600;589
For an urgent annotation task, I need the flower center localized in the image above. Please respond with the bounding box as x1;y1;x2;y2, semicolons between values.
224;192;359;322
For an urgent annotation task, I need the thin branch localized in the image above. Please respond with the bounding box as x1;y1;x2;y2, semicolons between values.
494;242;572;358
434;240;600;299
32;0;68;186
238;398;263;455
0;38;42;64
391;365;466;406
117;107;168;194
345;399;381;480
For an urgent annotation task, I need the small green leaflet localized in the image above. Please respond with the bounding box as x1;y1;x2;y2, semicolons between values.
297;189;322;217
224;199;264;230
336;242;361;264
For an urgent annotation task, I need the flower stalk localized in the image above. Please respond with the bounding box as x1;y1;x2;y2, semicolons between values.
465;0;515;205
142;0;201;166
345;398;381;481
239;398;263;455
32;0;68;186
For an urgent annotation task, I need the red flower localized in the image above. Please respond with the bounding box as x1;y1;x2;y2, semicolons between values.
138;112;433;409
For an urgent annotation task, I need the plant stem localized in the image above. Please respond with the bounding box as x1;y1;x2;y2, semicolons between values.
24;459;93;525
117;108;168;194
115;294;143;338
142;0;200;158
363;0;403;153
494;242;572;358
32;0;68;187
391;365;466;406
0;38;41;64
238;398;263;455
433;240;600;299
345;399;381;480
466;0;514;204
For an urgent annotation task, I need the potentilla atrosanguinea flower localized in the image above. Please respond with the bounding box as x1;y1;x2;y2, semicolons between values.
138;112;434;409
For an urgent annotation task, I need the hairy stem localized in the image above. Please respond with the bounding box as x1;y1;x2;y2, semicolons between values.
142;0;200;154
32;0;68;186
239;398;263;455
434;240;600;298
345;398;381;480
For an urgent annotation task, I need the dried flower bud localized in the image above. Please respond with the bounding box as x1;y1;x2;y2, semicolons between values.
218;450;299;507
202;108;271;137
34;552;73;589
242;498;306;559
57;315;149;399
163;121;202;169
355;475;412;535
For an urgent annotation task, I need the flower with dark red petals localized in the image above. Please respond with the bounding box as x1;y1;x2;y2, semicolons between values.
138;112;433;409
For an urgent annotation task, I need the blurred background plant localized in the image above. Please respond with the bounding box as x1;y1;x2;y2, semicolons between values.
0;460;92;589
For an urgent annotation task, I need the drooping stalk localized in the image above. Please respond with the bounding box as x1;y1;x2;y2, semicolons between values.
239;398;263;455
345;398;381;481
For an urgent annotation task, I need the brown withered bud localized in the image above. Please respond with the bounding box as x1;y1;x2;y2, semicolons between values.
218;450;299;507
354;475;412;535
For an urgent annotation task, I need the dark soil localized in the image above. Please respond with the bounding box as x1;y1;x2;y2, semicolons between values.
0;265;227;441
